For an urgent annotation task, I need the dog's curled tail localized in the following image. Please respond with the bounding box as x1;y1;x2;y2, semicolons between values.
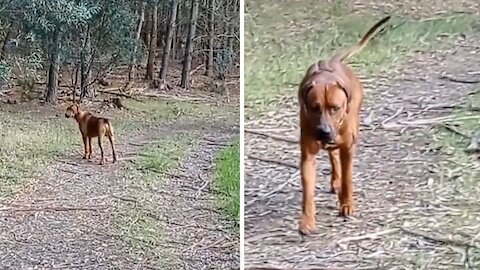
331;15;391;62
104;118;115;138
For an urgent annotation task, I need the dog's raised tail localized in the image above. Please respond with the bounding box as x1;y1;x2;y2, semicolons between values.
331;15;391;62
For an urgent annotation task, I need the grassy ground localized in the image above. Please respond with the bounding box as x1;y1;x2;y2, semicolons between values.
434;89;480;192
244;0;476;112
0;99;228;197
114;136;193;266
214;137;240;226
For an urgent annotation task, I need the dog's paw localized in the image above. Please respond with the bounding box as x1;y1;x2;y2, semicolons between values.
83;156;87;159
298;214;316;235
339;203;355;216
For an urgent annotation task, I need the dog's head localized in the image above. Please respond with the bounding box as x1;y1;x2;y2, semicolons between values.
301;79;351;145
65;103;81;118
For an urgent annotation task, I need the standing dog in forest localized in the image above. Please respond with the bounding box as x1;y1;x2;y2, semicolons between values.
297;16;391;235
65;103;117;165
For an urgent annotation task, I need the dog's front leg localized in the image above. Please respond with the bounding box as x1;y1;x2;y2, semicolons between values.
87;137;92;159
339;145;355;216
82;135;88;159
328;149;341;194
298;135;320;235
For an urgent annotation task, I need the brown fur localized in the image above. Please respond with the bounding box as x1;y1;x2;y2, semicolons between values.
65;103;117;165
297;16;390;235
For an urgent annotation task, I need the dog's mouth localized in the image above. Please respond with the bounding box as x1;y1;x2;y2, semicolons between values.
323;142;338;150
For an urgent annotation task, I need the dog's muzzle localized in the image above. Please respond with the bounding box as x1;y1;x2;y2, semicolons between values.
315;123;335;144
65;113;70;118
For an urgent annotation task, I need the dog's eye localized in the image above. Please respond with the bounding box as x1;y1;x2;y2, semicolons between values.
331;106;341;113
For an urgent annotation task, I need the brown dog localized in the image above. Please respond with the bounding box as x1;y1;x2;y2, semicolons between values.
65;103;117;165
297;16;391;235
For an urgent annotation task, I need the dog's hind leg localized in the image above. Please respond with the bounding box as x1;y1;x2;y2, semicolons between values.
98;134;105;165
107;134;117;163
105;121;117;163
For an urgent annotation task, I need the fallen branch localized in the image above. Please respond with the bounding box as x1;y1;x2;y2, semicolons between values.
247;154;298;169
97;89;142;101
189;63;205;76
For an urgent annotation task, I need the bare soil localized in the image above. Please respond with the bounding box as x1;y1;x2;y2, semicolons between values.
244;33;480;269
0;104;239;269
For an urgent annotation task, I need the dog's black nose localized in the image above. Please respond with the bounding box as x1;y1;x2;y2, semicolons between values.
65;113;69;118
315;124;333;142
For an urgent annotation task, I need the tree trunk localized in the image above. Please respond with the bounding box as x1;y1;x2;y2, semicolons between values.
144;8;152;51
205;0;215;76
228;0;238;53
0;24;12;60
80;26;92;99
73;62;80;102
145;4;158;80
45;28;61;104
180;0;199;89
159;0;178;81
171;3;181;60
128;1;145;82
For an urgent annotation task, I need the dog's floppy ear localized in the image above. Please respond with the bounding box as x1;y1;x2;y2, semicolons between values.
336;80;352;113
337;81;352;113
299;79;316;116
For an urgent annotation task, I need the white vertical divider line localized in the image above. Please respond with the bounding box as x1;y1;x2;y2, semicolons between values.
239;0;245;268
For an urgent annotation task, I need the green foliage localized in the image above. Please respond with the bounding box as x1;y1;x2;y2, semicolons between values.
19;0;100;33
88;1;137;64
215;137;240;226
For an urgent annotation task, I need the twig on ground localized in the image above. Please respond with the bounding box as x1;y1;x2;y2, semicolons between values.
111;194;138;204
380;106;403;129
245;129;297;144
247;155;298;169
439;74;480;84
337;228;400;244
440;124;471;138
401;227;480;249
0;205;105;212
203;137;230;147
245;171;300;208
195;175;210;199
382;115;480;129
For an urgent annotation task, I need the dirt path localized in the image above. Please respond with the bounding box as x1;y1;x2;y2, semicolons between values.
0;120;239;269
244;34;480;269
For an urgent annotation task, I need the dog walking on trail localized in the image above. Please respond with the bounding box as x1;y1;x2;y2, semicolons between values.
297;16;391;235
65;103;117;165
